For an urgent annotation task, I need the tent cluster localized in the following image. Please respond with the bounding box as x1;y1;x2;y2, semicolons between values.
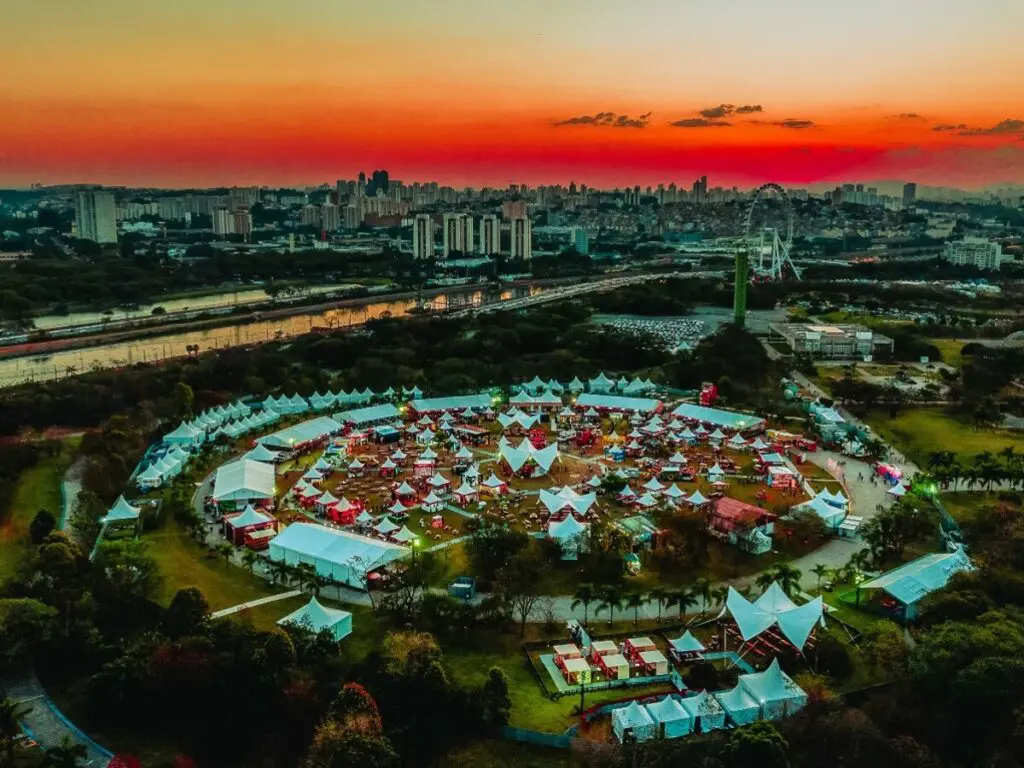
792;486;849;529
162;401;255;448
135;444;196;491
612;658;807;743
586;372;658;395
497;408;541;431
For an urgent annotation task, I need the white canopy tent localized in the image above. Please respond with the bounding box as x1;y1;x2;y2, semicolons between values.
277;597;352;641
645;696;693;739
611;700;657;743
724;584;824;652
735;659;807;720
269;523;407;589
212;460;275;504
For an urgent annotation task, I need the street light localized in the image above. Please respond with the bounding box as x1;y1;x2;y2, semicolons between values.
412;536;420;561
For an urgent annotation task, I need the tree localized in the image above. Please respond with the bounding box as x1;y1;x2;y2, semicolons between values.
163;587;209;639
691;576;713;617
269;558;292;585
671;589;699;622
0;698;32;768
29;508;57;544
498;547;544;636
241;549;259;575
215;542;234;567
596;585;624;627
811;563;830;592
625;591;647;626
771;564;803;596
305;721;398;768
40;738;88;768
479;667;511;728
648;587;668;624
862;503;935;564
722;721;790;768
571;583;596;626
92;540;162;603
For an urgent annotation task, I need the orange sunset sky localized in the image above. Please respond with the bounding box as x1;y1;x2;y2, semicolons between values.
3;0;1024;189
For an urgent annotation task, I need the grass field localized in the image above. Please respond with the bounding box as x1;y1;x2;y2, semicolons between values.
436;739;573;767
866;407;1024;466
146;517;282;609
0;437;81;583
940;491;1006;525
927;338;967;368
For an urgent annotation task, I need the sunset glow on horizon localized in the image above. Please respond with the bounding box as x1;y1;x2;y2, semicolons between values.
4;0;1024;188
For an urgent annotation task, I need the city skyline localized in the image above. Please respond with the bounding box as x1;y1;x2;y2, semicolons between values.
4;0;1024;189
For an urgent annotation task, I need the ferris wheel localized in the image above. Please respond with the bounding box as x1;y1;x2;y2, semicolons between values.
742;183;801;280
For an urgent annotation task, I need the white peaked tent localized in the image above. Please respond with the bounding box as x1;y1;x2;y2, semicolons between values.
735;658;807;720
635;493;658;509
100;496;141;526
375;516;400;535
668;630;705;657
751;437;770;451
277;597;352;641
387;501;409;516
679;691;726;733
568;376;586;392
668;452;687;465
422;491;445;511
419;446;438;461
355;510;374;525
539;487;597;516
716;683;761;726
612;700;657;743
136;463;164;489
642;477;665;494
455;445;474;461
887;483;907;497
588;372;616;393
645;696;693;739
724;584;824;651
499;439;559;476
663;484;687;502
709;428;726;441
213;460;275;504
163;422;201;446
395;481;417;496
244;444;281;463
793;493;846;528
822;487;849;507
392;526;417;544
481;473;507;493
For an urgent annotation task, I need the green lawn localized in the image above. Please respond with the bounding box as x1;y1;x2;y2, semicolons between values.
0;437;81;583
146;518;283;610
865;407;1024;466
927;338;967;368
940;491;1001;525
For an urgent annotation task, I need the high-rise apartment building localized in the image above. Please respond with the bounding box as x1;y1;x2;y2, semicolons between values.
478;214;501;255
320;204;340;232
903;182;917;205
502;200;527;220
943;237;1002;270
212;206;234;236
75;190;117;243
413;214;435;259
691;176;708;204
571;226;589;255
232;209;253;240
510;217;532;260
441;213;473;258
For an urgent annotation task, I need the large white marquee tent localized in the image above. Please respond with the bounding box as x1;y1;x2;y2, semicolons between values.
268;522;408;589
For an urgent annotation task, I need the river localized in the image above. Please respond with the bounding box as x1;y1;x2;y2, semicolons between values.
0;286;540;388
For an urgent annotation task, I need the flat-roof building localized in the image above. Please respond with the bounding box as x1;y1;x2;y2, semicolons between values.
769;323;894;360
943;237;1002;270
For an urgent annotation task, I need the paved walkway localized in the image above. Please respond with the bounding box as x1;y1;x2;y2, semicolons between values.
4;673;113;767
210;590;302;619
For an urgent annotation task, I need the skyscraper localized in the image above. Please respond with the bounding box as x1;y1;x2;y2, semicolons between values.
903;182;917;205
212;206;234;236
510;217;532;260
75;190;117;243
232;209;252;240
691;176;708;204
571;227;589;255
413;214;435;260
442;213;473;257
478;214;501;255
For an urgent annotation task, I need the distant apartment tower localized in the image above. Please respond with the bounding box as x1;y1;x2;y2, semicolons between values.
571;226;589;255
442;213;473;257
478;214;501;255
232;209;252;240
502;200;527;220
212;207;234;236
510;217;532;260
691;176;708;204
943;237;1002;270
412;214;435;259
75;190;117;243
903;182;917;205
320;204;341;232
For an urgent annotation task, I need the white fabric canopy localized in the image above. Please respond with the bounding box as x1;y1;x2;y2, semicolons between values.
725;585;824;651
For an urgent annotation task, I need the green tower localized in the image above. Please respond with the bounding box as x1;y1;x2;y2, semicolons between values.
733;247;749;327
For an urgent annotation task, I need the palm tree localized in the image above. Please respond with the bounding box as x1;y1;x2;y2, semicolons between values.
268;558;291;585
625;591;647;626
691;576;712;617
571;584;596;626
671;589;699;623
216;542;234;567
772;564;803;596
810;563;830;592
648;587;668;624
295;563;317;594
40;738;87;768
710;585;730;610
1;698;32;768
241;549;259;575
755;572;776;594
596;585;624;628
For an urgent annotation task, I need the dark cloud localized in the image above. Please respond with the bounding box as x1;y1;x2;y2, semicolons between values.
698;103;762;118
775;119;815;129
749;119;816;129
958;118;1024;136
933;123;968;132
554;111;651;128
669;118;733;128
890;112;925;120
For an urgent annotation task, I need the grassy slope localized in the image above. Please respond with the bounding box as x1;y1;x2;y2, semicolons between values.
0;437;81;583
866;407;1024;466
